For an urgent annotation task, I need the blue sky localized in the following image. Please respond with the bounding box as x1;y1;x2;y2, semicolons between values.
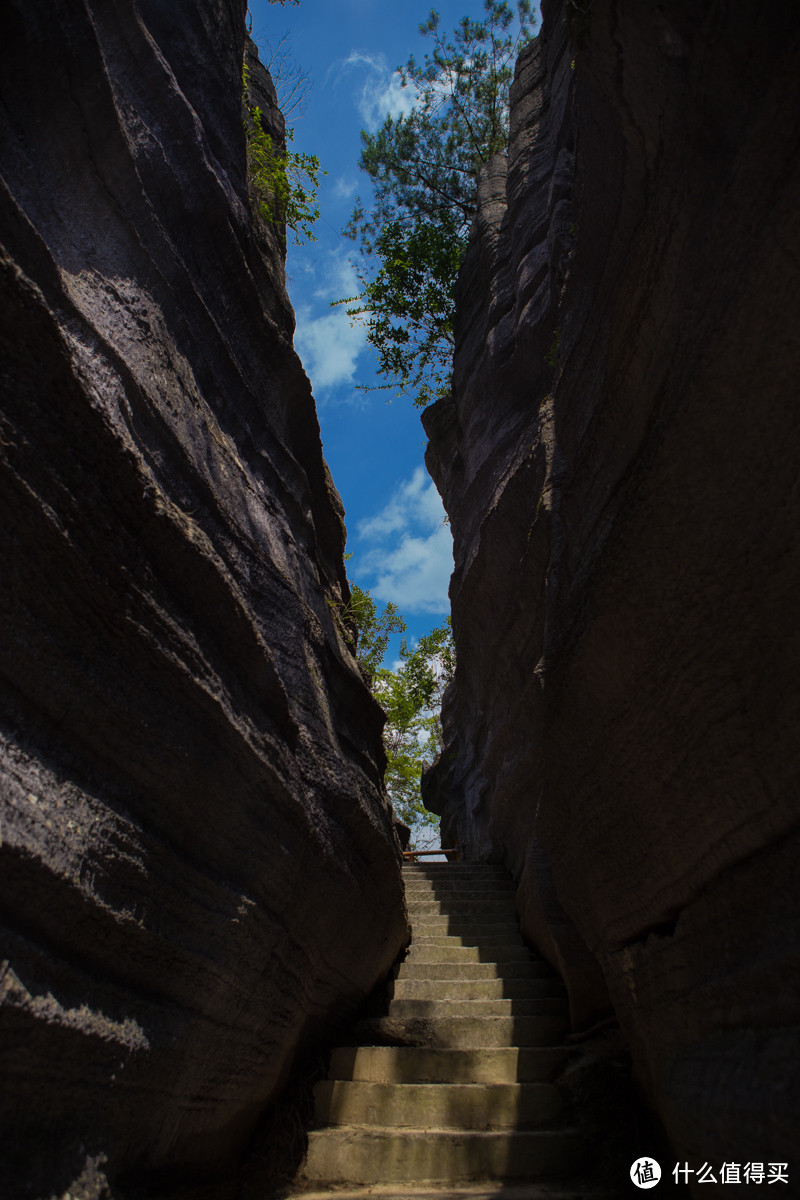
248;0;538;651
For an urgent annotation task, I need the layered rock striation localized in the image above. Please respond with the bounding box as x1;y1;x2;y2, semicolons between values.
0;2;407;1196
424;0;800;1176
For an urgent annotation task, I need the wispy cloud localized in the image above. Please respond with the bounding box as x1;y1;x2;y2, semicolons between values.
292;251;367;397
355;467;452;614
359;466;444;540
367;524;453;614
311;253;358;303
332;175;358;201
332;51;418;132
294;307;365;393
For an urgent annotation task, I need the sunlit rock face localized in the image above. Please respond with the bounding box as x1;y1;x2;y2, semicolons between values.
0;2;407;1196
423;0;800;1171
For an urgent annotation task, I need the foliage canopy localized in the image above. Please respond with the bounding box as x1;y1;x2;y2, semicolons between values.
344;584;406;684
243;57;323;245
348;584;454;849
340;1;536;407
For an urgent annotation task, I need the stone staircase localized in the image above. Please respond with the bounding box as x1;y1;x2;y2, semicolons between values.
293;861;600;1199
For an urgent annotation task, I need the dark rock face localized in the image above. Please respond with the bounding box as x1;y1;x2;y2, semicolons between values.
424;0;800;1176
0;2;407;1196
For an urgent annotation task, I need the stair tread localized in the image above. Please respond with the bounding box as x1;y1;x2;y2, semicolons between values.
409;927;522;933
390;982;563;998
409;933;524;941
403;950;533;963
310;1124;580;1135
396;961;553;979
410;922;521;930
315;1079;564;1130
302;1125;585;1184
405;885;516;892
352;1015;568;1049
316;1081;563;1099
328;1046;570;1084
386;999;567;1018
408;906;518;913
293;1188;614;1200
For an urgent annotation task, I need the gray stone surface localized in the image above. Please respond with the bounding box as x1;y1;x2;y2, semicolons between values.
423;0;800;1179
0;2;407;1196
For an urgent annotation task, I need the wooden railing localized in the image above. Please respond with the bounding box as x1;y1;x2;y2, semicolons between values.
402;848;461;862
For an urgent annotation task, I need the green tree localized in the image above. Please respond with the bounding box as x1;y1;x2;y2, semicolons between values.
344;583;406;683
340;1;536;407
243;56;323;245
348;587;454;848
375;621;454;846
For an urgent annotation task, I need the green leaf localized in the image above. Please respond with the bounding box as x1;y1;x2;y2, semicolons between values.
343;585;455;850
340;1;536;407
242;60;324;245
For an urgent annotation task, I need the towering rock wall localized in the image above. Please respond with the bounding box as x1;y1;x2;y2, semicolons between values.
0;2;407;1197
424;0;800;1177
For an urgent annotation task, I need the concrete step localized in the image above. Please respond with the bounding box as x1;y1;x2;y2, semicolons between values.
410;933;526;948
412;921;521;932
327;1046;570;1085
292;1187;614;1200
409;916;520;931
404;945;532;965
403;879;516;888
386;998;567;1020
409;919;520;934
407;883;513;892
407;898;518;917
408;935;524;950
302;1126;584;1185
409;922;522;938
402;868;510;878
395;960;554;981
403;878;515;890
404;879;516;894
409;933;524;947
405;896;518;909
314;1079;564;1129
390;977;564;1001
409;922;522;934
410;912;522;921
404;895;517;907
406;883;515;896
409;928;523;942
352;1013;568;1049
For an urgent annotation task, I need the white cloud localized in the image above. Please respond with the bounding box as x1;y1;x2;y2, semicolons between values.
358;466;443;540
294;307;366;392
333;51;419;132
368;524;453;614
355;467;453;614
332;176;358;201
312;254;359;303
292;251;367;396
360;69;418;131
